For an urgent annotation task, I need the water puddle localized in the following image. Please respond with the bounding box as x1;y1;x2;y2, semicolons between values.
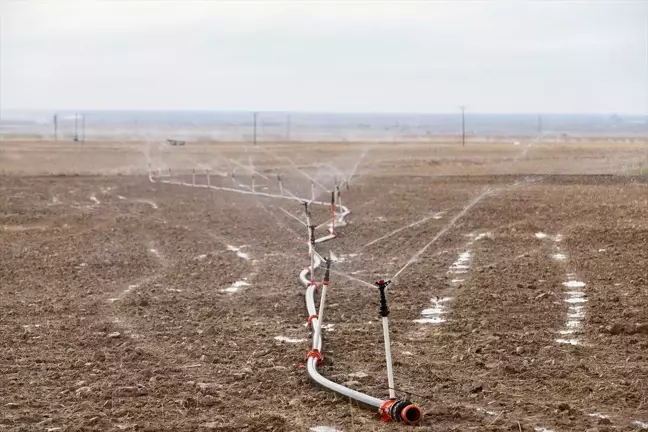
588;413;609;419
149;248;162;260
449;251;472;274
221;280;250;293
556;278;587;345
414;233;488;325
414;297;452;324
137;199;158;209
321;323;335;332
108;283;139;303
227;245;250;260
633;420;648;430
274;336;306;343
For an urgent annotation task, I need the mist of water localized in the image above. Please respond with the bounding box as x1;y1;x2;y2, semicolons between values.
391;188;495;282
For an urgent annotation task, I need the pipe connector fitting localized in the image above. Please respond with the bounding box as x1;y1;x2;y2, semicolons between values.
306;349;323;366
379;399;423;425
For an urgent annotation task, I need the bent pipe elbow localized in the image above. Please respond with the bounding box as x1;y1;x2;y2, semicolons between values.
306;358;423;424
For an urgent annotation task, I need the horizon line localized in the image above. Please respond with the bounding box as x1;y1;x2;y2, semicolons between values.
3;108;648;117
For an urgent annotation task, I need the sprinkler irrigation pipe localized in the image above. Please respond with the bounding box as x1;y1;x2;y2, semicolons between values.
278;174;284;196
315;257;331;348
376;279;396;399
150;169;422;425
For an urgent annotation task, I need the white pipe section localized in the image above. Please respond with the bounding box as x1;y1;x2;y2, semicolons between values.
316;282;328;347
382;316;396;399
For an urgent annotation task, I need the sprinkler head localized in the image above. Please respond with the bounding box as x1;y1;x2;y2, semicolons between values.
375;280;391;317
323;257;331;282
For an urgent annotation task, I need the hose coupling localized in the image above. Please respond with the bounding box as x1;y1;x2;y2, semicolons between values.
379;399;422;425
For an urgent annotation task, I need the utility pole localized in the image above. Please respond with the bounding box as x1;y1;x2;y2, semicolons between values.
74;113;79;142
286;114;291;142
53;114;58;140
253;112;258;146
460;106;466;147
81;113;86;142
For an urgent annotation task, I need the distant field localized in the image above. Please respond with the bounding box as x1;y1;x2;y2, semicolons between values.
1;139;647;431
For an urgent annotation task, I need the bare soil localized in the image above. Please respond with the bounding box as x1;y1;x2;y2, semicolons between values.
1;140;647;431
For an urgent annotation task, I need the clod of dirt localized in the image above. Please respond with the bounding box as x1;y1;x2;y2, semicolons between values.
75;386;92;397
634;323;648;334
115;386;148;397
607;323;626;335
597;417;612;425
182;397;198;409
107;332;121;338
515;346;525;355
343;380;360;387
197;382;223;394
470;384;484;393
349;371;368;379
558;402;571;411
201;325;216;336
92;351;106;362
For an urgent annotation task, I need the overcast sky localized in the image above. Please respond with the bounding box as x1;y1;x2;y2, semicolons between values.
3;0;648;114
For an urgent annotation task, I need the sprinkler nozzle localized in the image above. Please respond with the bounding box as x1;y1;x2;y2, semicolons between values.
331;191;335;205
323;257;331;283
309;225;316;245
375;280;391;317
